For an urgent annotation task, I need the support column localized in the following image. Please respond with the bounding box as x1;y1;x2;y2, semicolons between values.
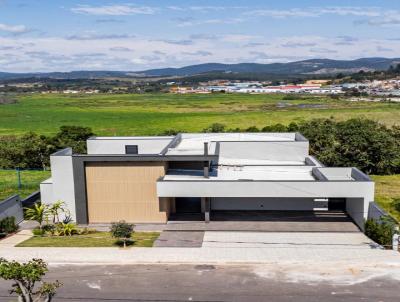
204;197;210;223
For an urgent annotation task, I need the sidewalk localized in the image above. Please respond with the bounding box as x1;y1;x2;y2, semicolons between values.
1;230;399;266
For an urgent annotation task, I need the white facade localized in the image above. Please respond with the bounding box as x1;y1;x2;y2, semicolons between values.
41;132;375;229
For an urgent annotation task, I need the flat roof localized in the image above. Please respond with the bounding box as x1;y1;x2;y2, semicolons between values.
165;133;299;156
88;136;173;140
164;166;316;181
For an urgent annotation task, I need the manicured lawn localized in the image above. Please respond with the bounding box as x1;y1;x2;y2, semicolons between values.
16;231;160;247
0;170;51;201
0;93;399;136
372;174;400;222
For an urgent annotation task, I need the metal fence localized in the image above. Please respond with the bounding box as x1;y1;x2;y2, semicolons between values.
0;168;50;200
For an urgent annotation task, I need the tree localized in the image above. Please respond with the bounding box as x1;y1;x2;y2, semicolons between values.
110;221;134;248
25;204;49;230
0;258;61;302
52;126;94;154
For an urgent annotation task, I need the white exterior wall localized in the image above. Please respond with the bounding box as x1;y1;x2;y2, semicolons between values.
47;154;76;221
347;198;369;230
211;197;316;211
87;137;172;155
39;180;53;204
218;141;309;162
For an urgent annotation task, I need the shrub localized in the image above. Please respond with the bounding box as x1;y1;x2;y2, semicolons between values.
203;123;226;133
32;228;45;236
54;223;77;236
110;221;134;248
365;217;397;248
393;199;400;212
0;216;18;234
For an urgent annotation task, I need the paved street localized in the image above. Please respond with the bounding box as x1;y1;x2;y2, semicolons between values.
1;264;399;302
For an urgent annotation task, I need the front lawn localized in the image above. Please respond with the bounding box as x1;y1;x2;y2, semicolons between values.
372;174;400;222
16;231;160;247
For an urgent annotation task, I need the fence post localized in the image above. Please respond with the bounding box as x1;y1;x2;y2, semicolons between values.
16;168;21;189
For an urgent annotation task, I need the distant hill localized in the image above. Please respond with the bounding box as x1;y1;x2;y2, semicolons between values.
139;58;400;77
1;57;400;80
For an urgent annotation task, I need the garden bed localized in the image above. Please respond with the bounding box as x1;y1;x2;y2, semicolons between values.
16;231;160;247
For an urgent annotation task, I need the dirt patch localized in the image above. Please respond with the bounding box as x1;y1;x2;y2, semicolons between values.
0;96;17;105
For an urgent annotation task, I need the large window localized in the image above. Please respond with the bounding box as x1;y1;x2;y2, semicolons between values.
125;145;138;154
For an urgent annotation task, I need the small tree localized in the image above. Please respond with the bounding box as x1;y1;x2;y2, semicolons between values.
48;201;66;224
110;221;134;248
0;258;61;302
25;204;49;230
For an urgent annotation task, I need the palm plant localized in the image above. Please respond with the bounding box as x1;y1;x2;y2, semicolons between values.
25;203;49;230
48;200;66;224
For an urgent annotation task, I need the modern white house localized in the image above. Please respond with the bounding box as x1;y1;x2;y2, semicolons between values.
40;132;375;229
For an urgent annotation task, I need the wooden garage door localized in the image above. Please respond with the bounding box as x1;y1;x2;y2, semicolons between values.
85;162;169;223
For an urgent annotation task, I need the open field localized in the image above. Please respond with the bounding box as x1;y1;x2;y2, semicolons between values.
16;231;160;247
0;170;50;201
0;93;399;136
372;174;400;222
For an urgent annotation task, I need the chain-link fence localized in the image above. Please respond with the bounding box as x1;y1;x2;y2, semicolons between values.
0;169;51;201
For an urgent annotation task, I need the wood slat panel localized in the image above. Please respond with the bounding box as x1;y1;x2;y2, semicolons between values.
85;162;169;223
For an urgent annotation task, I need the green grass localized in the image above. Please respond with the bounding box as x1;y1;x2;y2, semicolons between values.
0;170;51;201
371;175;400;222
0;93;399;136
16;231;160;247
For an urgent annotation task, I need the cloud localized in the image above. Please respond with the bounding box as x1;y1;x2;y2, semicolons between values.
189;33;218;40
95;19;125;24
66;33;135;40
221;34;259;43
310;47;338;54
281;42;317;48
362;14;400;27
162;39;193;45
174;17;244;27
71;4;156;16
109;47;133;52
243;42;269;48
0;23;30;33
244;6;381;18
182;50;213;56
377;46;393;52
167;6;245;12
249;51;269;60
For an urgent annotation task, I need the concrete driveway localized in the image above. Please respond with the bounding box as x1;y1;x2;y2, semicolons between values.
167;211;360;232
202;232;377;249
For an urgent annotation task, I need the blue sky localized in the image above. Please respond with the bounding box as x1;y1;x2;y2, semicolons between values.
1;0;400;72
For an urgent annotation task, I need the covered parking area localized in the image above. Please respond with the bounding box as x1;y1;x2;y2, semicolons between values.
158;176;375;231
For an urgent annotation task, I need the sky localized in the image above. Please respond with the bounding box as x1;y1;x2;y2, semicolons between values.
1;0;400;72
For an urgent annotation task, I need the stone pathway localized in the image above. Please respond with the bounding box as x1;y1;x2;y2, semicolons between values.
0;230;32;247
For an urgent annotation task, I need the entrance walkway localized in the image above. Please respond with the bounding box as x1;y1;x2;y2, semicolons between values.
167;211;360;232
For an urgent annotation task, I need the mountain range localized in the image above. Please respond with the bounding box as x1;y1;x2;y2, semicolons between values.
1;57;399;80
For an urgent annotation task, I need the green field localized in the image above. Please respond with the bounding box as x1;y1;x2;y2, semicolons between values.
0;170;50;200
1;93;399;136
16;231;160;247
371;175;400;222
